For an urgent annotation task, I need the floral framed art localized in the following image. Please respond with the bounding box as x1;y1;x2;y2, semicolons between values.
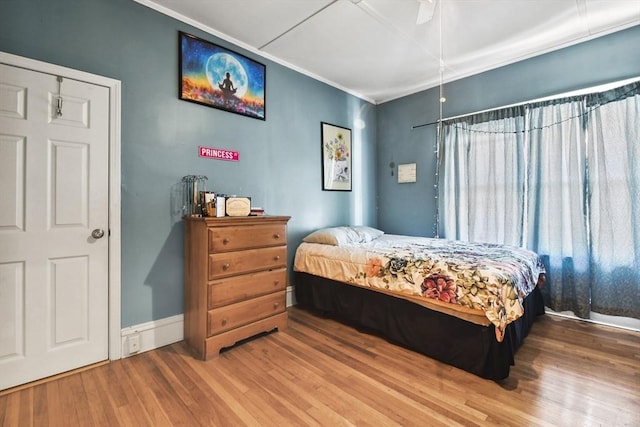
179;32;266;120
321;122;352;191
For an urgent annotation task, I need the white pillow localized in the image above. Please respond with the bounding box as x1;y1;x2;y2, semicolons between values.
352;226;385;243
303;226;384;246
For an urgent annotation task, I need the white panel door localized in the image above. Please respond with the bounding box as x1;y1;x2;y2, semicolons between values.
0;63;109;390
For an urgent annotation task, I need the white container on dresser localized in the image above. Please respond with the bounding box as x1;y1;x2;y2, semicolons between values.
183;215;290;359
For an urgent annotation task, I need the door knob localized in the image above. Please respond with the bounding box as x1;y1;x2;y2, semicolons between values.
91;229;105;239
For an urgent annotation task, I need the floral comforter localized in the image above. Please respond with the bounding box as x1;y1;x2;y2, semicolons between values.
294;235;545;341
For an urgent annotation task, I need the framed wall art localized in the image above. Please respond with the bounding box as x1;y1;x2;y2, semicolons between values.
321;122;352;191
179;32;266;120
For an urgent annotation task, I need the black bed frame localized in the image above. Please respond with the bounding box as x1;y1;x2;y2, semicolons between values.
294;272;545;380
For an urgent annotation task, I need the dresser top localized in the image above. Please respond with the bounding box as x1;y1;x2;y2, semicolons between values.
183;215;290;226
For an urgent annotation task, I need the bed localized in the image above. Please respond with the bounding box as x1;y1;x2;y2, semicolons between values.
293;226;546;380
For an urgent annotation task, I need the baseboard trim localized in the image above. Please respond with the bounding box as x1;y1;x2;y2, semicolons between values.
120;314;184;358
120;286;297;358
286;285;296;307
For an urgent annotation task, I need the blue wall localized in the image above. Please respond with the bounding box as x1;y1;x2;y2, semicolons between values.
2;0;638;328
376;24;640;238
0;0;378;327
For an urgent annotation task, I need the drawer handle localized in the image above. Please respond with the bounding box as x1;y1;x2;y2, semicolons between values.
222;263;230;271
274;255;280;261
222;238;230;245
273;233;280;240
221;318;228;326
274;280;280;287
273;302;279;309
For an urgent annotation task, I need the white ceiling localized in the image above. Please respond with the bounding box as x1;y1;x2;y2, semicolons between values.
135;0;640;104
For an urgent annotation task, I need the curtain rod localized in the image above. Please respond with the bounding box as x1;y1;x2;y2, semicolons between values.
411;120;439;130
411;76;640;131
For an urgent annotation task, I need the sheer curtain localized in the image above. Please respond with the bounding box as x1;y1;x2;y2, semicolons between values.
586;83;640;318
526;97;591;318
440;82;640;320
441;107;526;246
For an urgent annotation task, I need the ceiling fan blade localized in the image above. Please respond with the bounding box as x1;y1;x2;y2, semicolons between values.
416;0;436;24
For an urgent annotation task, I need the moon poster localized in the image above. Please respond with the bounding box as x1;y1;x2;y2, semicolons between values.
179;32;266;120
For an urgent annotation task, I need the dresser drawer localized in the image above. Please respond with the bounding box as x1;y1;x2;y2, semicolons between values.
209;224;286;252
208;291;286;336
208;268;286;309
208;246;286;279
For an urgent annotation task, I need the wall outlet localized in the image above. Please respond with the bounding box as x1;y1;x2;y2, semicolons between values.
129;334;141;354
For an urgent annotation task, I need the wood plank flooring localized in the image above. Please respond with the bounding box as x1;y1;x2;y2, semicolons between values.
1;306;639;426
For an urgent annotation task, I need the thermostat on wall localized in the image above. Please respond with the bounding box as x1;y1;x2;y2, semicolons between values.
398;163;417;183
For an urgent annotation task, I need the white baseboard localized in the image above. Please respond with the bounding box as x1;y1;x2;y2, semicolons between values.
120;314;184;358
286;285;296;307
545;307;640;332
120;285;297;358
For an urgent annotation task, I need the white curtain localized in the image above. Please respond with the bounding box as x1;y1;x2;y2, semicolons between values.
587;84;640;318
526;98;591;317
441;107;525;246
440;82;640;319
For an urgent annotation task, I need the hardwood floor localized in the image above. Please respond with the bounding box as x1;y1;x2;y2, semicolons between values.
1;306;638;426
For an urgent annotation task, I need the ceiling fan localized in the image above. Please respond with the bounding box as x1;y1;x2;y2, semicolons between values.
416;0;437;24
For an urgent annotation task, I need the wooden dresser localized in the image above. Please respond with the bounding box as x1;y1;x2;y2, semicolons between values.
183;215;290;359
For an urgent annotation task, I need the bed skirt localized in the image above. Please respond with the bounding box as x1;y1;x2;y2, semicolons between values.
294;272;545;380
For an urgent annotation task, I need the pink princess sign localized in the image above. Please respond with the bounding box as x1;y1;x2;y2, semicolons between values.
199;145;239;162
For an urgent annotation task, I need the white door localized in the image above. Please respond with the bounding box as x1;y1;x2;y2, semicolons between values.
0;63;109;390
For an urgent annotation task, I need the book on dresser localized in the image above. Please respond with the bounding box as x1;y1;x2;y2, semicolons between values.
183;215;291;359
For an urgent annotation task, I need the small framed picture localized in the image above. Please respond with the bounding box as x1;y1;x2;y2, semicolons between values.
321;122;352;191
179;32;266;120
